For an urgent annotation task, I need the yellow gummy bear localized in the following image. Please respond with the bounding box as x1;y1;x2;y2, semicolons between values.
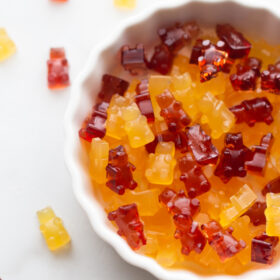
114;0;136;9
37;207;71;251
122;102;154;148
145;142;176;185
89;138;109;184
199;92;235;139
265;193;280;236
220;184;257;228
0;28;16;62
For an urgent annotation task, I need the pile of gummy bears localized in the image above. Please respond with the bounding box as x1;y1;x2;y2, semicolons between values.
79;20;280;275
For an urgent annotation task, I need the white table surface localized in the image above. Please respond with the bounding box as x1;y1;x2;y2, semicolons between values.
0;0;160;279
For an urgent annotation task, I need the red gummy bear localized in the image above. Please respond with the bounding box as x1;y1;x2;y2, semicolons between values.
261;61;280;94
251;233;279;264
244;201;267;226
262;176;280;196
245;133;273;173
149;44;173;75
106;145;137;195
156;90;191;132
201;220;246;261
159;188;200;217
174;214;206;255
47;48;70;89
230;57;262;91
230;97;273;127
108;203;146;250
187;124;219;165
216;24;251;59
135;79;155;123
121;44;147;75
178;154;211;198
214;133;252;183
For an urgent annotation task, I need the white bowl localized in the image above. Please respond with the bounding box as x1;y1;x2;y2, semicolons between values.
64;1;280;279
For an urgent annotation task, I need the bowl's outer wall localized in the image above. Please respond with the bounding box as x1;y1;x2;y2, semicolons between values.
65;1;280;279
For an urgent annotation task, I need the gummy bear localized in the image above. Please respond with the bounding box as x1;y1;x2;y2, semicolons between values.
216;24;251;59
114;0;136;9
244;202;267;226
201;220;246;261
215;133;252;183
219;184;257;228
245;133;273;173
199;92;235;139
37;207;71;251
121;44;147;75
0;28;16;62
122;102;154;148
178;154;211;198
251;233;279;264
159;188;200;217
149;44;173;75
145;142;176;185
265;193;280;236
173;214;206;255
186;124;219;165
108;203;146;249
135;79;155;122
89;138;109;184
229;97;273;127
262;176;280;196
261;61;280;93
47;48;70;89
156;90;191;132
230;57;262;91
106;145;137;195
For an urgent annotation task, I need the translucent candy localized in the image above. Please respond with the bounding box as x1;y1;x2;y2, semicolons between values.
145;142;176;185
198;92;235;139
201;220;246;261
262;176;280;196
178;154;211;198
261;61;280;93
47;48;70;89
230;98;273;127
106;145;137;194
108;204;146;250
0;28;16;62
187;124;219;165
265;193;280;236
114;0;136;9
37;207;71;251
219;184;257;228
244;202;267;226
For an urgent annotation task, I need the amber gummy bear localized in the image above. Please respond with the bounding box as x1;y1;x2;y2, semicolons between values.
261;61;280;93
244;202;267;226
265;193;280;236
108;204;146;249
262;176;280;195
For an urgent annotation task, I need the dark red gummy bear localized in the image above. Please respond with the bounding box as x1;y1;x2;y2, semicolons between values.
174;214;206;255
230;97;273;127
251;233;279;264
121;44;147;75
149;44;173;75
244;201;267;226
156;90;191;132
47;48;70;89
216;24;251;59
214;133;252;183
187;124;219;165
261;61;280;94
245;133;273;173
106;145;137;195
135;79;155;123
108;203;146;250
262;176;280;196
98;74;129;102
230;57;262;91
178;154;211;198
201;220;246;261
159;188;200;217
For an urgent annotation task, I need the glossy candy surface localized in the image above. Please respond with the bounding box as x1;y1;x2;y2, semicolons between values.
0;28;16;61
261;61;280;93
262;176;280;195
244;202;267;226
265;193;280;236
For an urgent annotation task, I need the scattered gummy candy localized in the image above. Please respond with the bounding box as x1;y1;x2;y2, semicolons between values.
0;28;16;62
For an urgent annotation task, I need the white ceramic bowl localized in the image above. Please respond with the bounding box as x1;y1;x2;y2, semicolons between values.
64;1;280;279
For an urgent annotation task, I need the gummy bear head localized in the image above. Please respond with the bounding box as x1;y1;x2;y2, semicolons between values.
109;145;128;166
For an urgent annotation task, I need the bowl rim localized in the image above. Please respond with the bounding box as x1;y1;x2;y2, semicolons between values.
64;0;280;279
